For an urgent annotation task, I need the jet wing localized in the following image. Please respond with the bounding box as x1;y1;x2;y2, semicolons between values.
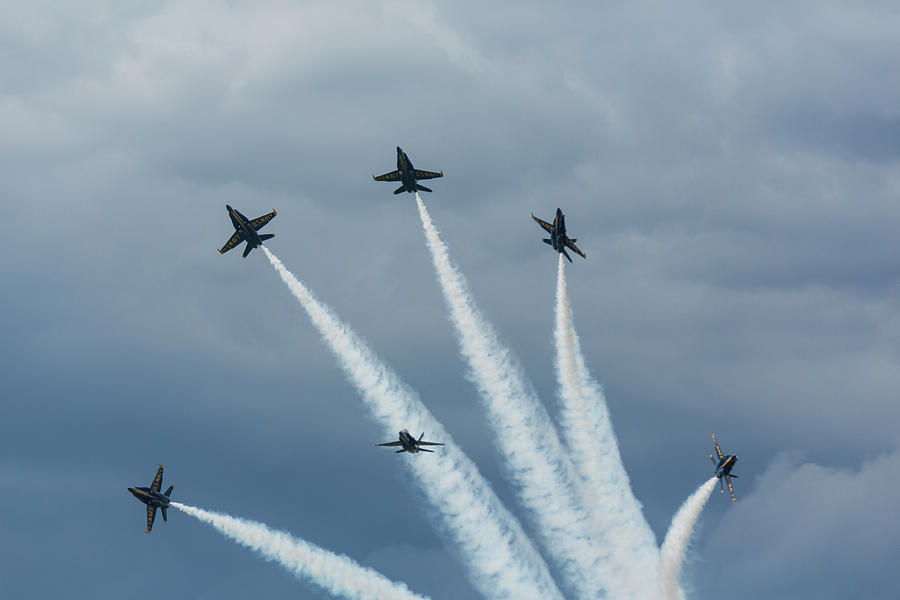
219;231;243;254
375;441;403;446
150;464;164;492
373;170;401;182
565;238;586;259
726;476;736;501
413;169;443;180
250;210;277;231
532;214;554;234
712;434;724;460
146;505;157;533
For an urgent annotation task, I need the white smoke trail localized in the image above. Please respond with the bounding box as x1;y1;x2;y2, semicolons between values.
658;478;718;600
262;247;564;600
415;195;607;599
554;254;660;599
172;502;426;600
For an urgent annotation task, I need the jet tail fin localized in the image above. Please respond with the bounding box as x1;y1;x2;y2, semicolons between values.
394;185;406;195
161;507;168;522
164;484;174;497
259;233;275;242
562;248;573;263
417;185;432;193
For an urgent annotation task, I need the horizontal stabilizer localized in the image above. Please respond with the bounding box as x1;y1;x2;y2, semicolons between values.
394;185;406;195
395;449;407;453
419;448;434;452
242;244;253;259
417;185;432;193
259;233;275;242
542;238;552;246
164;484;174;497
161;507;168;522
562;248;573;263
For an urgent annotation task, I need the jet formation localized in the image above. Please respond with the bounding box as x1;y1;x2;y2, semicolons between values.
218;204;278;258
373;146;443;194
710;433;739;501
532;208;586;262
128;464;174;533
376;429;445;454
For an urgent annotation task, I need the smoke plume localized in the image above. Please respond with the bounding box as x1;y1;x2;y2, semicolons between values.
554;254;660;599
658;478;719;600
415;195;608;599
172;502;427;600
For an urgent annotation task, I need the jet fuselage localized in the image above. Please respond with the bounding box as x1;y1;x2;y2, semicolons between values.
128;486;170;509
227;204;263;250
549;208;567;252
715;454;738;479
396;147;419;193
397;429;421;453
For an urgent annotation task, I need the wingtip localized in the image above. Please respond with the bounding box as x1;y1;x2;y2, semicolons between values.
158;464;164;468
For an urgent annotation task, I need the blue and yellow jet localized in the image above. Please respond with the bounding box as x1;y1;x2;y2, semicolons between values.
532;208;586;262
376;429;445;454
218;205;277;258
710;433;739;501
373;147;443;195
128;464;174;533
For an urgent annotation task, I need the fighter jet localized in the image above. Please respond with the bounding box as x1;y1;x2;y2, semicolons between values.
532;208;586;262
376;429;445;453
218;205;277;258
373;146;443;194
128;464;174;533
710;433;739;501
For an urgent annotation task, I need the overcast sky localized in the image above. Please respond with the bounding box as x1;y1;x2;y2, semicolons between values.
2;2;899;599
